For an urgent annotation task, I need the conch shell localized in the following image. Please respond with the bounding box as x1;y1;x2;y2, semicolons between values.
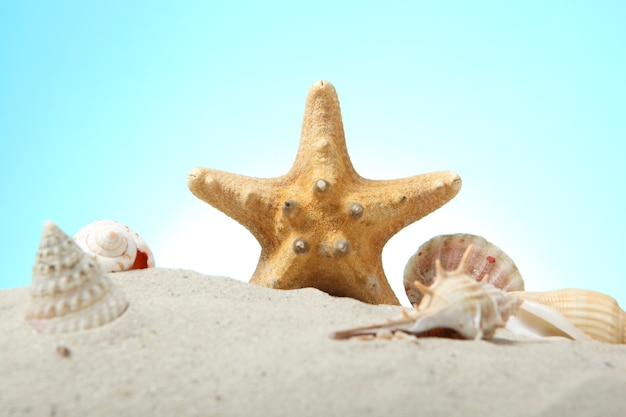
510;289;626;344
26;221;129;333
332;245;522;340
73;219;155;272
404;233;524;306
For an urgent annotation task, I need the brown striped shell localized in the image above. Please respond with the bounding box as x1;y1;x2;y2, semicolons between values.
26;221;129;334
511;289;626;344
404;234;524;306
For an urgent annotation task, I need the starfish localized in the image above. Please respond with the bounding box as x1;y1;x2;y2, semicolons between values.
187;80;461;305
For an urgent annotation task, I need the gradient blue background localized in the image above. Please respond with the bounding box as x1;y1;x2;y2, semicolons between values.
2;1;624;307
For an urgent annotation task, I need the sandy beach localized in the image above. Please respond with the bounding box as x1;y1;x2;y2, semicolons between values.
2;268;626;417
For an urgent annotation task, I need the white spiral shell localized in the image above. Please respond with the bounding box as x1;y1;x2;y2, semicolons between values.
333;245;522;340
73;219;155;272
26;221;129;333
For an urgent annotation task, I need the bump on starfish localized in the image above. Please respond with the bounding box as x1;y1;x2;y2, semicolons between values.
187;80;461;305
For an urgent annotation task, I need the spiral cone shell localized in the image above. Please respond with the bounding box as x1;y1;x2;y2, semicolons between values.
511;289;626;344
26;221;129;333
404;233;524;306
74;219;155;272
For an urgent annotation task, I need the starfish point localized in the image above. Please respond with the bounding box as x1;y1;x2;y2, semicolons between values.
187;80;461;305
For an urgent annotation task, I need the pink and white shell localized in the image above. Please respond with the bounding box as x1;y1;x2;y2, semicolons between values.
404;233;524;306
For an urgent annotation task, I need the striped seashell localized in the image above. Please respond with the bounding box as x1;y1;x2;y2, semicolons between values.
73;219;155;272
510;289;626;344
26;221;129;333
404;233;524;306
506;299;592;342
333;245;523;340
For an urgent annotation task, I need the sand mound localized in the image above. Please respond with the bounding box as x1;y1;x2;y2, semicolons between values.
2;268;626;416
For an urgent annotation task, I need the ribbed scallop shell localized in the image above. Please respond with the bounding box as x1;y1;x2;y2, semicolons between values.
26;221;129;333
74;219;155;272
511;289;626;344
333;245;523;340
404;233;524;306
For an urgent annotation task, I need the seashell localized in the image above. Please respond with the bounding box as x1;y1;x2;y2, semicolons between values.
404;233;524;306
333;245;523;340
506;299;592;342
26;221;129;333
510;289;626;344
73;219;155;272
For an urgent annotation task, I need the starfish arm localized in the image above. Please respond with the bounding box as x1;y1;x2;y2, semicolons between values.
187;167;281;248
352;171;462;245
290;81;358;181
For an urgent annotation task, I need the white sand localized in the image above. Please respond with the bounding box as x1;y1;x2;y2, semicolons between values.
2;268;626;417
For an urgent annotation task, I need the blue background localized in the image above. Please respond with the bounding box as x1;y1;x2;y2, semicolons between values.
1;1;624;307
